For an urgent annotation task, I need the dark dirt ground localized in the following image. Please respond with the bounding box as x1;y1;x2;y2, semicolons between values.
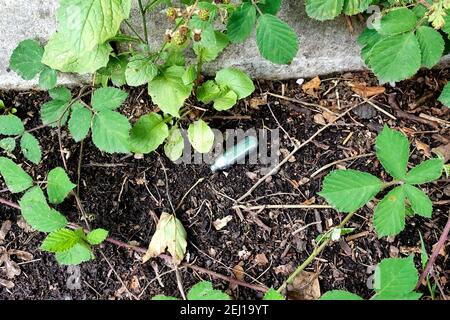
0;69;449;300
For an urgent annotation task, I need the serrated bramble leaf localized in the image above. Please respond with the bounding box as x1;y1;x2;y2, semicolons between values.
92;111;131;154
188;120;215;154
19;186;68;232
41;228;82;253
143;212;187;265
55;243;93;266
320;290;364;300
378;8;417;35
343;0;371;16
129;113;169;154
319;169;382;212
404;184;432;218
0;115;25;135
0;138;16;153
215;68;255;100
373;186;405;237
227;3;256;43
405;158;444;185
187;281;231;300
47;167;76;205
197;80;222;104
68;102;92;142
415;26;445;69
86;228;109;245
164;128;185;162
372;256;420;300
91;87;128;112
376;125;409;180
40;99;70;128
193;31;230;62
305;0;344;21
368;32;421;83
0;157;33;193
20;132;42;164
263;288;285;300
213;89;238;111
439;82;450;107
125;54;158;87
39;67;58;90
9;39;44;80
49;87;71;102
148;66;193;117
256;14;299;65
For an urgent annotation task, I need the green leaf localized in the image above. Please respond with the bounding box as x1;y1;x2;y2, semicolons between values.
40;99;70;128
125;54;158;87
215;68;255;100
143;212;187;265
151;295;180;300
257;0;282;15
164;128;185;162
92;111;131;154
375;125;409;180
404;184;432;218
320;290;364;300
256;14;299;64
343;0;371;16
358;28;384;66
19;187;68;232
47;167;76;205
305;0;344;21
227;3;256;43
101;54;128;87
372;256;421;300
91;87;128;112
68;102;92;142
182;65;197;86
49;87;71;102
0;115;25;135
41;228;82;253
368;32;421;83
42;0;128;74
188;120;215;154
187;281;231;300
39;67;58;90
319;169;382;213
20;132;42;164
197;80;222;104
419;232;428;268
415;26;445;69
378;8;417;35
0;157;33;193
373;186;405;237
0;138;16;153
213;89;238;111
439;82;450;107
86;228;109;245
405;158;444;185
9;40;44;80
55;243;94;266
129;113;169;154
263;288;285;300
193;31;230;62
148;66;194;117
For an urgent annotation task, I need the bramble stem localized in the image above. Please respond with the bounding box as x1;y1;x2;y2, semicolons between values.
277;211;357;293
138;0;149;45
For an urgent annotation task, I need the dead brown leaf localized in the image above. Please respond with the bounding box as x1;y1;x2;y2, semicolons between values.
0;220;12;245
254;253;269;266
349;82;385;98
249;94;267;109
432;143;450;162
287;271;321;300
273;263;295;276
232;264;245;281
0;278;14;289
213;215;233;231
313;113;326;125
415;140;431;158
302;76;321;96
0;254;21;279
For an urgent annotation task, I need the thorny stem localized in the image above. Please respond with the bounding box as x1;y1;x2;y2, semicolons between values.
277;211;357;293
138;0;150;45
416;210;450;290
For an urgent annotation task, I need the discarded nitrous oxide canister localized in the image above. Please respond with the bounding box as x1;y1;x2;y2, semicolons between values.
211;136;258;172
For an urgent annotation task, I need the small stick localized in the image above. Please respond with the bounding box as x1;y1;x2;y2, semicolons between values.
234;204;332;211
176;178;205;211
310;153;375;178
363;99;397;120
175;267;187;300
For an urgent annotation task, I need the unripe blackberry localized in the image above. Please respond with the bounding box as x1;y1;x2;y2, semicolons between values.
198;9;210;21
172;30;187;45
178;25;189;37
166;7;177;20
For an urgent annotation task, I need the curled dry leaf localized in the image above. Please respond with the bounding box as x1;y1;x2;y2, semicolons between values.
432;143;450;162
287;271;321;300
8;249;33;261
415;140;431;158
0;253;21;279
143;212;187;265
232;264;245;281
348;82;385;98
313;113;326;125
254;253;269;266
0;220;12;245
213;215;233;231
0;278;14;289
249;94;268;109
302;76;321;96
